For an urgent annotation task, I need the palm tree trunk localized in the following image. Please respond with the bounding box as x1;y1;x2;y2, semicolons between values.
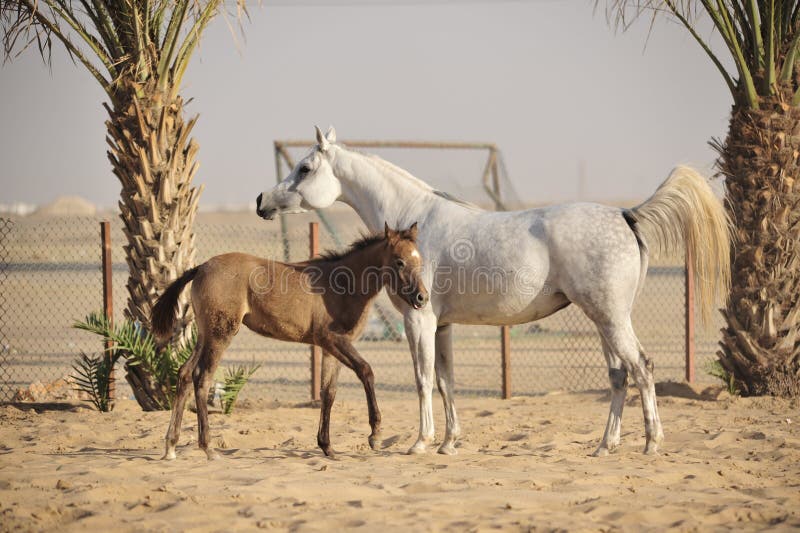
105;81;203;409
717;96;800;397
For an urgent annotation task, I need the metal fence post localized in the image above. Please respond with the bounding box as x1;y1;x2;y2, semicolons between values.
309;222;322;401
685;249;695;384
100;221;115;401
501;325;511;398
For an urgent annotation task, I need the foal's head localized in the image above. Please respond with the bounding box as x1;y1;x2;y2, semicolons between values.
384;222;428;310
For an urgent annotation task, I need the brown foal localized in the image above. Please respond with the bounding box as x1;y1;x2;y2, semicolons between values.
151;223;428;460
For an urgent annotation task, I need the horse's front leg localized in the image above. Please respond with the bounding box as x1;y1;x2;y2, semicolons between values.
323;337;382;453
404;310;438;454
316;349;342;458
435;324;460;455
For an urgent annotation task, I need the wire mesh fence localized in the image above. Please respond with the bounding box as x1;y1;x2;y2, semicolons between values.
0;213;724;403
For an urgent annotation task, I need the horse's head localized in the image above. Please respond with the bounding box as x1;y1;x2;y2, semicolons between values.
384;222;429;310
256;126;341;220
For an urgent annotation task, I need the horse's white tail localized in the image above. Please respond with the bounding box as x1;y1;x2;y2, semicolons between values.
631;166;731;325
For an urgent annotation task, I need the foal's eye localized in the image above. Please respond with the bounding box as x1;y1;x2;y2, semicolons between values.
300;164;312;174
395;259;406;269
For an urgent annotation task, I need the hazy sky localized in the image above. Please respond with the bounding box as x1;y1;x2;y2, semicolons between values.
0;1;732;208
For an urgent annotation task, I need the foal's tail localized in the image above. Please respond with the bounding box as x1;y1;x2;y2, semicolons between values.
151;266;200;340
629;166;731;325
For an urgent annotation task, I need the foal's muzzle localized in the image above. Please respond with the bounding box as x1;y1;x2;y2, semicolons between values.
410;290;429;310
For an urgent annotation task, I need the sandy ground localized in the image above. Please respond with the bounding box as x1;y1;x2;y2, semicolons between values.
1;384;798;532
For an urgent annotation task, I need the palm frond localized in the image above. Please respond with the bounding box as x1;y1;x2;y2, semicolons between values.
220;363;260;415
71;351;118;411
604;0;800;109
73;312;198;410
1;0;250;101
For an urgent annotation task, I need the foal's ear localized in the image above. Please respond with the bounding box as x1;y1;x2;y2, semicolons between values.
384;221;398;242
405;222;419;241
315;125;330;152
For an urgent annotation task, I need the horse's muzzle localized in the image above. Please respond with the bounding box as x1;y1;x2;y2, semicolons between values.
255;194;277;220
257;208;277;220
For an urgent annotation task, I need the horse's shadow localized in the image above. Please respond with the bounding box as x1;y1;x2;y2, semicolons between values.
46;446;162;461
1;401;91;413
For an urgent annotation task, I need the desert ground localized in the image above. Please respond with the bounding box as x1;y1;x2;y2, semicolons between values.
1;383;798;532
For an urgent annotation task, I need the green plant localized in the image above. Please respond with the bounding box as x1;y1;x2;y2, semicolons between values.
220;363;261;415
71;351;120;412
705;359;739;396
74;312;196;411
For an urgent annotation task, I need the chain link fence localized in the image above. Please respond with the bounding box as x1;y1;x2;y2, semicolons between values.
0;213;723;403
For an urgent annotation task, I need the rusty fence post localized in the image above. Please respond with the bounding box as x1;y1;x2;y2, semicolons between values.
100;221;115;401
309;222;322;401
501;325;511;398
685;249;695;384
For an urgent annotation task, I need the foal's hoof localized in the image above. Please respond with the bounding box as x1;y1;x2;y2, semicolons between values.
368;434;381;451
437;443;457;456
320;446;336;459
205;449;222;461
161;450;177;461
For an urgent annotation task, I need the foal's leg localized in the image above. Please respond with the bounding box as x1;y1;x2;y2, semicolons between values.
434;324;461;455
600;319;663;454
163;339;204;460
317;350;342;457
193;338;230;460
404;310;438;454
321;336;382;452
593;335;629;457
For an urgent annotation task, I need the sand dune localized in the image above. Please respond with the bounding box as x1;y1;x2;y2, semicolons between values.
1;385;798;531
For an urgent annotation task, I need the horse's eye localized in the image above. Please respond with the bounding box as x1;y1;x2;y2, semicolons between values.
395;259;405;269
300;164;312;174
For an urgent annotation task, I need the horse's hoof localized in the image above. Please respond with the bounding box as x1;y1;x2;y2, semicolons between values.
592;446;610;457
205;449;222;461
643;443;660;455
161;450;177;461
644;434;663;455
407;442;428;455
437;443;457;456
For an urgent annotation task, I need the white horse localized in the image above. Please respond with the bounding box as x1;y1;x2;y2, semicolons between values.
256;126;730;456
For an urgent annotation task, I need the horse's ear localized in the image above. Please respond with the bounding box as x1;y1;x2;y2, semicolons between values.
384;221;392;240
406;222;419;241
315;125;330;152
325;126;336;144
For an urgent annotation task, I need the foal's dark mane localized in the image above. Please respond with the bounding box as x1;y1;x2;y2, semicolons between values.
309;233;386;264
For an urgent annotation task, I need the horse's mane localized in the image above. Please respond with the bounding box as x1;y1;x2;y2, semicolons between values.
351;148;482;211
308;233;386;264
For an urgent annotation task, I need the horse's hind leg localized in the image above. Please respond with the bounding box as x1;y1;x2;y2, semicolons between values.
435;324;460;455
593;336;628;457
317;350;342;457
163;339;204;460
599;319;664;455
193;337;231;460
